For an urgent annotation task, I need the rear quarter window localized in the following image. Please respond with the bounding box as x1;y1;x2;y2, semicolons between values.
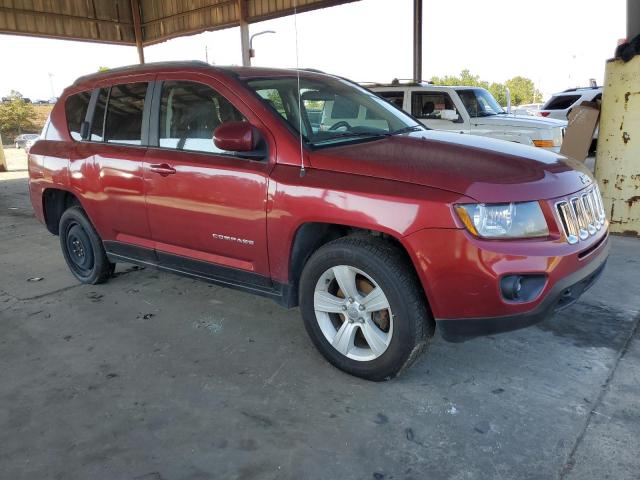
543;94;581;110
65;91;91;140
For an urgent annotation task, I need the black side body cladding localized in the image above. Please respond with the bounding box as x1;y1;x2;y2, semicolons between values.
103;241;296;308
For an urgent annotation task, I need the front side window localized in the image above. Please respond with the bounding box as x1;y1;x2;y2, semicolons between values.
246;77;422;148
103;82;147;145
411;91;460;121
158;81;246;154
65;91;91;140
456;88;505;118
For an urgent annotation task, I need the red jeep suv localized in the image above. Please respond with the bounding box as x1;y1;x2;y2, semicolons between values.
28;62;609;380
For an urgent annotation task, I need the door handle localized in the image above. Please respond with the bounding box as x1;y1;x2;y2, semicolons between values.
149;163;176;176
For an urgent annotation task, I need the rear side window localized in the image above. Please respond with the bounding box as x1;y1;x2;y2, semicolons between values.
378;91;405;109
543;94;581;110
103;83;148;145
65;91;91;140
158;80;246;154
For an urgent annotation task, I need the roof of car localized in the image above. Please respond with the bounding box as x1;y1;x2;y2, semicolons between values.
552;86;602;95
369;84;481;90
72;61;330;87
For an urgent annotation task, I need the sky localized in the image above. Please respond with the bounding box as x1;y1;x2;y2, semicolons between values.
0;0;627;102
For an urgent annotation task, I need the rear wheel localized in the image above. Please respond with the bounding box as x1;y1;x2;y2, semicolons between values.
299;236;431;381
59;206;114;284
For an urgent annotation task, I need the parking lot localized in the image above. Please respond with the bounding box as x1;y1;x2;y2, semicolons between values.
0;150;637;479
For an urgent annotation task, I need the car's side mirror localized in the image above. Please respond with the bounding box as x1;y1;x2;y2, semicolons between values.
441;109;461;122
213;121;263;157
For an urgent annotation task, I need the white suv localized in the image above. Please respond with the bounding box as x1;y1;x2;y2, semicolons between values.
366;83;567;153
538;86;601;150
537;86;602;121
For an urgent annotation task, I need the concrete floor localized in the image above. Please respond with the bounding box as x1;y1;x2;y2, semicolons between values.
1;153;639;480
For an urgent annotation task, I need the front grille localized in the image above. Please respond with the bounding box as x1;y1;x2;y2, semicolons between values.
556;185;606;244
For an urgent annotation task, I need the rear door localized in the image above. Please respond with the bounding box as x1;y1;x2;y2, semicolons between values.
71;78;154;253
143;75;273;284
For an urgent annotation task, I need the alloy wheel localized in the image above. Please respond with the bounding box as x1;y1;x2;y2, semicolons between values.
313;265;393;361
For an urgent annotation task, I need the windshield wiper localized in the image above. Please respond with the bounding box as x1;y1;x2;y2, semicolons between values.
311;125;423;146
311;131;389;146
390;125;423;135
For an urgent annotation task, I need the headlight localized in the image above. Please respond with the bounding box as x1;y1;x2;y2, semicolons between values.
454;202;549;239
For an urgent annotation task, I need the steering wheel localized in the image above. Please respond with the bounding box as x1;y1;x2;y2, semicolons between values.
329;121;352;131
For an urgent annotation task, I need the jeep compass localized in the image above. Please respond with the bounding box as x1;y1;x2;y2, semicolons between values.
28;62;609;380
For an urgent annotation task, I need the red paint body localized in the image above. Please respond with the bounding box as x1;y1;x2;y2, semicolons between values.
28;64;609;330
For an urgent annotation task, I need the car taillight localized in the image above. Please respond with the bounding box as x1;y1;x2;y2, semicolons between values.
536;111;551;117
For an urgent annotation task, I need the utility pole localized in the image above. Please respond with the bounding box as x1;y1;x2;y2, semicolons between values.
48;73;55;99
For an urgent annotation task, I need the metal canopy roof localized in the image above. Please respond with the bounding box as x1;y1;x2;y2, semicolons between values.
0;0;358;47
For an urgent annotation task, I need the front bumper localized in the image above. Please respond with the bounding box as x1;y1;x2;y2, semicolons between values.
403;225;610;343
436;238;609;342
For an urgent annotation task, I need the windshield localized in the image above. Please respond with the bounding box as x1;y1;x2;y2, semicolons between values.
456;88;505;118
246;76;423;147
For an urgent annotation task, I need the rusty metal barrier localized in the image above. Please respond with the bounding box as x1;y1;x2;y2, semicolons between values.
594;54;640;236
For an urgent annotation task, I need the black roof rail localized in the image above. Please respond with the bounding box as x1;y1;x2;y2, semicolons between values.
359;78;433;88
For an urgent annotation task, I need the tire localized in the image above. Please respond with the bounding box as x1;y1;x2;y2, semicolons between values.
299;236;431;381
59;206;115;284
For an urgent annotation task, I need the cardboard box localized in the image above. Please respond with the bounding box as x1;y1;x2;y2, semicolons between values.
560;101;600;162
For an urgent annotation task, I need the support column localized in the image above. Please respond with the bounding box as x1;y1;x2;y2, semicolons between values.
629;0;640;39
595;55;640;236
238;0;250;67
131;0;145;64
413;0;423;82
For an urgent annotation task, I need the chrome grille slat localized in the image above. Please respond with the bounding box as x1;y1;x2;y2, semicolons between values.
556;185;606;244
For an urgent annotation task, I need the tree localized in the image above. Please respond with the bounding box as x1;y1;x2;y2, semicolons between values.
0;91;38;140
504;76;543;105
431;69;489;89
429;70;542;106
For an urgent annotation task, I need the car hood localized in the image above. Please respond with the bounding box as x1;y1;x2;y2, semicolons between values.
309;130;593;203
471;114;567;129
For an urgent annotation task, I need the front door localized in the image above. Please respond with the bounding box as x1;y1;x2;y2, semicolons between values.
143;78;272;285
410;90;470;134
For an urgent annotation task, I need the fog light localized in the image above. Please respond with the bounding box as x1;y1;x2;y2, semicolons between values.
500;274;547;302
501;275;523;300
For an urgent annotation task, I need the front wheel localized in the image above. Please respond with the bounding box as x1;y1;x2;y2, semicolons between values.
59;206;115;284
299;236;432;381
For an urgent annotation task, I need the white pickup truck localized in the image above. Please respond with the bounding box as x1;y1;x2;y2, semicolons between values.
362;83;567;152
